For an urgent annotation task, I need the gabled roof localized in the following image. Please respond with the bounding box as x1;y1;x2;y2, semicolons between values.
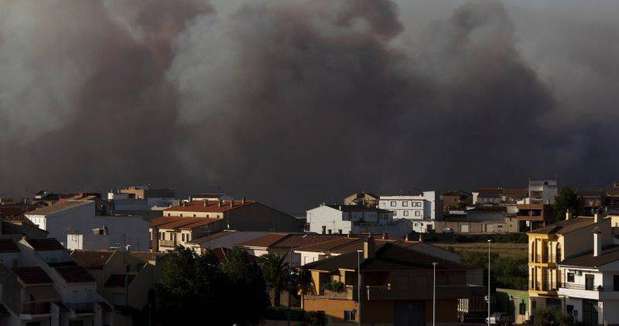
560;246;619;268
528;217;595;235
25;200;91;216
242;233;289;248
14;266;53;285
151;216;220;230
54;264;95;283
164;200;256;213
190;231;272;249
71;251;114;270
25;238;65;251
303;243;465;273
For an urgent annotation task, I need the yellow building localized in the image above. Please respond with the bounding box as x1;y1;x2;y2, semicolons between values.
527;213;612;318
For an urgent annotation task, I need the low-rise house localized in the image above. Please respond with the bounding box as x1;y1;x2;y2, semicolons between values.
149;216;224;252
72;250;157;323
301;238;481;325
515;204;554;232
441;191;472;211
527;212;612;319
24;200;150;251
0;237;112;326
472;188;503;206
558;239;619;325
163;200;302;232
378;192;441;233
527;180;558;205
306;204;410;238
242;234;344;267
188;230;272;254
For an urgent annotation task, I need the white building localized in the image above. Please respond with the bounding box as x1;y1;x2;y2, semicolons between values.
558;235;619;325
306;204;410;238
25;200;149;251
0;237;111;326
527;180;558;205
378;192;441;233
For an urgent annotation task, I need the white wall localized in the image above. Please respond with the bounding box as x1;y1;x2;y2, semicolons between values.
306;206;350;234
378;192;440;221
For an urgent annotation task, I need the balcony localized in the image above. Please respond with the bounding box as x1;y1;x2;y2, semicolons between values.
21;302;51;315
159;240;176;247
306;285;355;300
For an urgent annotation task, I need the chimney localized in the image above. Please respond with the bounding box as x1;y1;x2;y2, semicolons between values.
242;197;246;204
594;212;600;223
218;200;222;207
203;201;207;207
594;228;602;257
405;234;410;242
382;233;388;240
229;200;233;208
418;233;423;242
565;210;572;221
363;236;375;259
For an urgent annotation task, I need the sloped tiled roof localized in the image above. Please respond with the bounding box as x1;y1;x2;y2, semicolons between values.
25;200;91;216
528;217;595;235
26;238;65;251
164;200;256;213
560;246;619;268
54;265;95;283
242;233;289;248
14;266;53;285
71;251;114;270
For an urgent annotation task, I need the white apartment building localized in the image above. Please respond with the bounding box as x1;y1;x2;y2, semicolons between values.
527;180;558;205
378;192;441;233
25;200;149;251
558;242;619;325
306;204;410;238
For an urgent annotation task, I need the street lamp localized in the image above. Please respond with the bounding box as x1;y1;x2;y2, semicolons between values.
433;262;438;326
357;249;363;323
487;239;491;326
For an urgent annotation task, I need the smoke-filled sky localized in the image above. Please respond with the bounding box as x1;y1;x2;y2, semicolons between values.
1;0;618;212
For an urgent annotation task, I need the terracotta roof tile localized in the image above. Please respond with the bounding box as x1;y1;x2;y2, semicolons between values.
164;200;255;213
26;200;91;215
71;251;114;270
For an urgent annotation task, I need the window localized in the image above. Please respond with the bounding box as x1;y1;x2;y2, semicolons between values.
394;211;397;216
328;229;332;234
403;210;409;216
567;273;575;283
338;229;342;234
390;201;396;207
614;275;619;291
585;274;594;290
567;305;574;315
415;211;420;217
344;310;356;321
322;226;326;234
187;234;191;242
519;301;527;315
181;234;186;242
402;201;408;207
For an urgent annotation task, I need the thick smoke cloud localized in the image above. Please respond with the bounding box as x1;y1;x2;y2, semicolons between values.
1;0;618;211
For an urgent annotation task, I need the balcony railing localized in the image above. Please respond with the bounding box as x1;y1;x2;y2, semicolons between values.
21;302;51;315
159;240;176;247
307;285;355;300
560;283;602;291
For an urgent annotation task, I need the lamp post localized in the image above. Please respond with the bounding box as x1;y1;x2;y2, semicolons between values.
433;262;438;326
487;239;491;326
357;249;363;323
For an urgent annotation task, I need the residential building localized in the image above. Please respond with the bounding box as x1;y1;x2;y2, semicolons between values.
527;180;558;205
514;204;554;232
0;237;111;326
378;192;441;233
149;216;224;252
162;200;302;232
306;204;410;238
72;250;158;323
527;212;612;319
343;193;379;208
24;200;150;251
579;190;605;216
440;191;472;211
435;206;518;234
558;243;619;325
472;188;503;206
242;234;344;267
188;230;272;254
114;186;174;200
301;237;482;325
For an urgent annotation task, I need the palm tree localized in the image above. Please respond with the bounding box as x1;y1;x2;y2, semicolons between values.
259;253;289;306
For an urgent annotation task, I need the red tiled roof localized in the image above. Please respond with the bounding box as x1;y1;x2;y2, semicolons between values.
104;274;135;287
26;200;91;215
164;200;255;213
26;239;64;251
0;239;19;253
271;234;346;249
71;251;114;270
241;233;289;248
54;265;95;283
151;216;220;230
14;267;53;285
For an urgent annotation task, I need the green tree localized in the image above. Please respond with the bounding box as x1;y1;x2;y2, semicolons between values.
554;187;581;222
259;253;289;306
155;247;231;325
222;247;269;325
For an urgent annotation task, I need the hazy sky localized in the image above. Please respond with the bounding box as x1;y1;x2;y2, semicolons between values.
1;0;618;212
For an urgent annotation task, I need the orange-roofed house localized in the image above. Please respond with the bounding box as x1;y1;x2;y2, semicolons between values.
149;216;224;252
162;199;303;232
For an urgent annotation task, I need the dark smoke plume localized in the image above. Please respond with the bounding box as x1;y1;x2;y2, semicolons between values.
1;0;618;211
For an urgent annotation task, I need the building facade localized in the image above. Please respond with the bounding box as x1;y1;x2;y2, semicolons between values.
378;192;441;233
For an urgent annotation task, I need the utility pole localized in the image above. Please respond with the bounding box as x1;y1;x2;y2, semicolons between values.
433;262;438;326
487;239;492;326
357;249;363;324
